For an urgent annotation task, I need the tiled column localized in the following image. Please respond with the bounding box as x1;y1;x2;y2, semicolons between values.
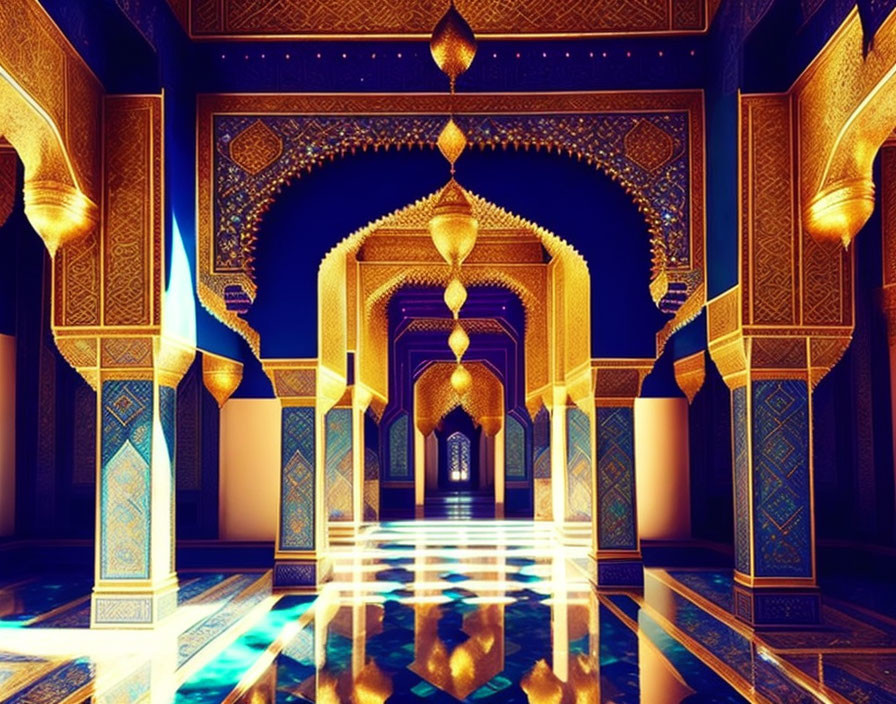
709;318;849;626
707;94;854;627
91;337;193;627
324;400;354;524
549;389;568;526
363;409;381;522
565;406;592;523
729;375;819;626
591;361;652;588
264;361;331;588
532;405;552;521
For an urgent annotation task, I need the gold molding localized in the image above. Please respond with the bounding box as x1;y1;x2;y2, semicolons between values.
591;358;654;406
181;0;717;39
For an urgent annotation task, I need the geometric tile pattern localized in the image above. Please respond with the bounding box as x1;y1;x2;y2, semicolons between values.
505;414;527;480
2;659;94;704
280;407;315;551
533;408;552;520
387;412;410;480
596;407;636;551
92;596;153;624
533;407;551;480
566;407;592;522
160;385;176;573
325;408;353;522
364;412;380;521
100;380;153;580
751;380;812;578
732;386;751;575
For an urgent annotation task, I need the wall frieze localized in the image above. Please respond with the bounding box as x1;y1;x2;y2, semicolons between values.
180;0;716;38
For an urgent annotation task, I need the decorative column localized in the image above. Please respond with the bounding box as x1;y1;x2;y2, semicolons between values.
711;327;823;626
324;391;354;527
264;361;331;589
44;94;195;627
590;360;652;588
363;409;381;522
532;405;552;521
83;336;192;627
707;93;854;627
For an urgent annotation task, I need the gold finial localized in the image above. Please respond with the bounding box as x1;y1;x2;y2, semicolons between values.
437;118;467;172
430;1;477;90
448;322;470;360
429;179;478;268
444;277;468;317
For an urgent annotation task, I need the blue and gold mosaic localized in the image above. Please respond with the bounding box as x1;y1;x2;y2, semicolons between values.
100;380;153;581
280;406;315;551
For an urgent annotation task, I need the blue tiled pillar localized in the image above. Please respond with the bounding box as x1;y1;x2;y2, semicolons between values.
324;406;354;523
565;407;593;522
731;378;819;627
532;406;552;520
275;404;331;588
92;378;178;627
593;404;642;587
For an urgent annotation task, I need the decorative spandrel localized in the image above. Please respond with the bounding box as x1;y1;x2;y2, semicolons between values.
212;111;691;281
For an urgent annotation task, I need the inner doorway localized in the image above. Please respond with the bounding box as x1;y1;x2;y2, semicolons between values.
426;407;494;519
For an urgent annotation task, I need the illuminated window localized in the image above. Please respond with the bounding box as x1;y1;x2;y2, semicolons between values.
446;431;471;482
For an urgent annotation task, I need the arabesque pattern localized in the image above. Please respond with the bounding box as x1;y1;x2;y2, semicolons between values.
280;406;315;551
596;407;636;551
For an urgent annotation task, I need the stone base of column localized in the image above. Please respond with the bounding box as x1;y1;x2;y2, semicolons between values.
732;583;821;628
90;576;179;628
273;555;333;590
590;553;644;588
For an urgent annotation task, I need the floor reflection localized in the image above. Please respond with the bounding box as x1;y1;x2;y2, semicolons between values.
6;523;895;702
208;523;746;704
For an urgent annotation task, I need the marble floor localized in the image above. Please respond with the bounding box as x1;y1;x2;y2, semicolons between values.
1;522;895;703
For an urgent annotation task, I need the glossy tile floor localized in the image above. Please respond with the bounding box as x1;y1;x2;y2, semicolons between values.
1;523;896;703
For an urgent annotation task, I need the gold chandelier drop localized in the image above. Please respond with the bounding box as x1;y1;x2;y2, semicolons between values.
428;0;478;398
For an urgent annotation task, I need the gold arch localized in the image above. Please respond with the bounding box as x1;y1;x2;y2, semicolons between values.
0;0;101;255
415;361;504;437
800;6;896;245
196;91;706;350
315;187;592;417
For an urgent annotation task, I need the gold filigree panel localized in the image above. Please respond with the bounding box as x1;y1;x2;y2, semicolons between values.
186;0;712;37
740;95;797;327
103;96;163;328
883;147;896;286
592;359;653;406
